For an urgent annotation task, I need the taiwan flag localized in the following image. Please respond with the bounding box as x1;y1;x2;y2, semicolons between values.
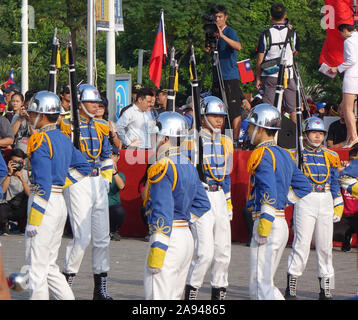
237;59;255;84
319;0;353;67
149;10;167;88
3;68;14;89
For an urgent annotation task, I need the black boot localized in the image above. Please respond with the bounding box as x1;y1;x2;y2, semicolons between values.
211;287;226;300
93;273;113;300
184;285;199;300
284;273;298;300
63;272;76;288
318;277;333;300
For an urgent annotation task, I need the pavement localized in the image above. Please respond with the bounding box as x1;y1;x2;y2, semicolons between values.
1;234;358;300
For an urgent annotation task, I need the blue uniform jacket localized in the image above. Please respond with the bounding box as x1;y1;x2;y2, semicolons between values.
246;141;311;237
338;158;358;198
301;145;344;217
144;147;210;269
60;116;113;183
27;125;91;226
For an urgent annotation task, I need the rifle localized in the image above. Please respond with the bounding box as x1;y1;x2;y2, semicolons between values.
294;63;304;170
166;47;177;112
190;45;205;182
67;33;81;150
48;28;59;93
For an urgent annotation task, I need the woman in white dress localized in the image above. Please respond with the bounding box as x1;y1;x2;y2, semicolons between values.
330;24;358;148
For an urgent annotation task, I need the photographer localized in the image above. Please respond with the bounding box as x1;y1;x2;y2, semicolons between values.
0;148;30;234
207;4;250;148
256;3;299;123
10;92;34;153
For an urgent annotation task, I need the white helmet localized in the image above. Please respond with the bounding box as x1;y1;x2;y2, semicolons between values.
303;117;327;148
78;84;102;103
152;112;188;138
200;96;228;116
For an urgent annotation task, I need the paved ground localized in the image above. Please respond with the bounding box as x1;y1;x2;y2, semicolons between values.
1;234;357;300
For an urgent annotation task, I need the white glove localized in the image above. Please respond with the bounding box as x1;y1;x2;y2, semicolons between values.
254;233;268;246
147;266;161;274
227;210;233;221
333;215;341;223
26;225;39;238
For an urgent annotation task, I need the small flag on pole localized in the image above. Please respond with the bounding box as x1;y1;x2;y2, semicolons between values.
237;59;255;84
4;69;15;88
56;48;61;69
149;10;167;88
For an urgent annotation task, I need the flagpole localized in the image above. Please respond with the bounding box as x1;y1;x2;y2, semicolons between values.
21;0;28;94
106;0;116;122
87;0;95;85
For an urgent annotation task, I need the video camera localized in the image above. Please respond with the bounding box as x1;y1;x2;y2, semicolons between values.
202;14;218;53
13;161;24;172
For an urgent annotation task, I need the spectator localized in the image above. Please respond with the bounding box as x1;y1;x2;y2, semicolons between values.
256;3;299;124
0;148;30;235
178;96;194;129
138;162;152;242
96;95;122;149
0;114;14;152
329;24;358;148
108;146;126;241
10;92;33;153
118;83;144;118
315;102;327;119
209;4;249;148
154;88;168;114
116;88;154;149
327;103;358;148
60;85;71;120
2;84;20;122
339;148;358;252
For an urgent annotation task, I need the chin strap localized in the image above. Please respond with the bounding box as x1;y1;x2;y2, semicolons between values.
250;126;259;145
304;132;321;148
203;114;221;134
33;113;41;130
80;102;95;118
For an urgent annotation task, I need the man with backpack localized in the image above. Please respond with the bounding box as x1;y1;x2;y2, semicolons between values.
255;3;300;123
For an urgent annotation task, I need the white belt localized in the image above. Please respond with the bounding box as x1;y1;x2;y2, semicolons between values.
172;220;189;228
252;210;285;221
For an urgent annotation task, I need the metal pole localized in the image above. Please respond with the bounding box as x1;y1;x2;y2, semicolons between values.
137;49;144;84
106;0;116;121
87;0;95;85
21;0;28;94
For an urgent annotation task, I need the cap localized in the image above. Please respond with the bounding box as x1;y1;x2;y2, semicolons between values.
60;85;71;94
179;96;193;111
3;84;20;93
156;88;168;96
132;83;144;94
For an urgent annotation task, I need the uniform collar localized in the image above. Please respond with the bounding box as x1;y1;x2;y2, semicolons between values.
256;139;276;148
158;146;181;160
39;123;57;132
304;142;322;153
80;115;92;124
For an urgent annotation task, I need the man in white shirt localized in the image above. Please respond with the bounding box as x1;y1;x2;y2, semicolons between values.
116;88;154;149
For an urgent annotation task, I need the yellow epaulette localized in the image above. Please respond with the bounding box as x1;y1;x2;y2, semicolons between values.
94;119;110;136
221;135;234;154
247;146;276;174
323;148;340;168
27;132;53;159
60;119;71;137
284;148;297;163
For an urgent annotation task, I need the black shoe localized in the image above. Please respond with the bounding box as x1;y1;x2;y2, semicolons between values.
63;272;76;287
318;277;333;300
2;223;10;236
211;287;226;300
184;285;199;300
110;232;121;241
284;274;298;300
93;273;113;300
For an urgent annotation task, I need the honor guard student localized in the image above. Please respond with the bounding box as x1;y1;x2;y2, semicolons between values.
59;83;114;300
185;96;233;300
143;111;210;300
245;104;311;300
25;91;91;300
286;117;344;300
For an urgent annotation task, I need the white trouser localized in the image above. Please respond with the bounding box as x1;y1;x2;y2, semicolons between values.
63;176;110;274
25;190;75;300
249;216;289;300
186;188;231;289
144;222;194;300
288;192;334;280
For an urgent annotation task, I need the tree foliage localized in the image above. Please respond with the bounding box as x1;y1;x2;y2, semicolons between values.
0;0;344;103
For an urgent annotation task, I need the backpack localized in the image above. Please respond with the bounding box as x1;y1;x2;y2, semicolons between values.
260;27;295;75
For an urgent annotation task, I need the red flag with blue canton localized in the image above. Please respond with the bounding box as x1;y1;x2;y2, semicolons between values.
4;68;14;88
319;0;353;67
149;11;166;88
237;59;255;84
